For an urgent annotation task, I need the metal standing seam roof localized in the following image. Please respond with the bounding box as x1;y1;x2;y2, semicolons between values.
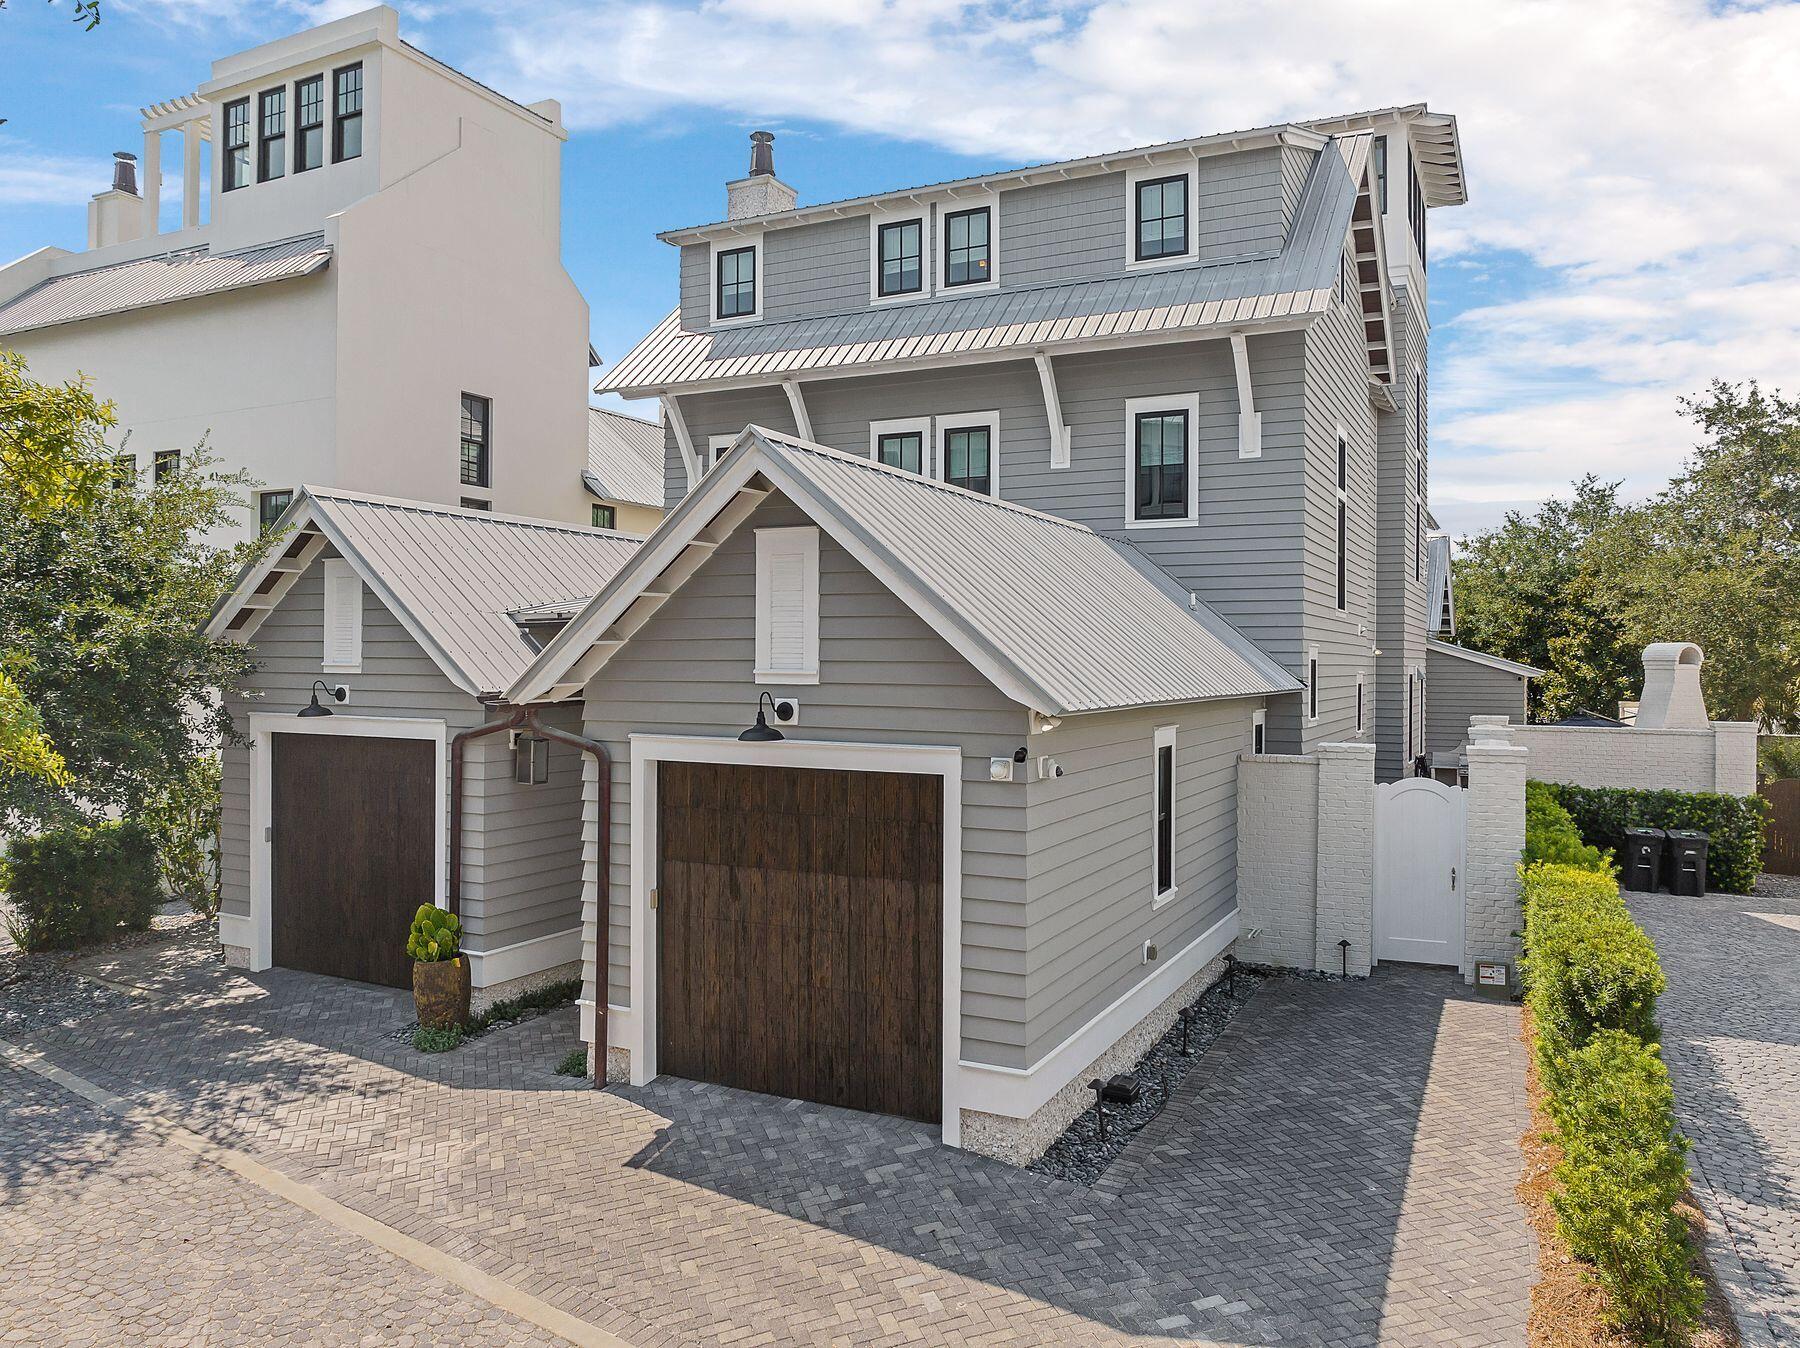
1425;533;1454;635
583;407;664;507
1425;639;1545;680
513;426;1299;714
0;233;333;337
209;488;643;697
597;134;1368;396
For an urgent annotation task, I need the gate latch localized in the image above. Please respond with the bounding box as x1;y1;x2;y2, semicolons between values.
1450;866;1457;891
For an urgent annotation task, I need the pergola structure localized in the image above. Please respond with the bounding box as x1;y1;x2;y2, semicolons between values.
138;94;210;235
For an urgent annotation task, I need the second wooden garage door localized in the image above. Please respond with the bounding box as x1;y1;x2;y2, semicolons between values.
656;761;943;1123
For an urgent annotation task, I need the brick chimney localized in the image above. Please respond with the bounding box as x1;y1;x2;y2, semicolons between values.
87;151;147;250
1635;642;1709;729
725;130;797;221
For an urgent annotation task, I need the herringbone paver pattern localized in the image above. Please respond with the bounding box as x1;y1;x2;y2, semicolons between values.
5;931;1533;1346
1632;878;1800;1344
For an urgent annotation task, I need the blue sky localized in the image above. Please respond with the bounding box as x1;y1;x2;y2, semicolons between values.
3;0;1797;537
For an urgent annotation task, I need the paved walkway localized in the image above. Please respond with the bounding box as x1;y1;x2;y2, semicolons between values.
1;932;1534;1347
1632;874;1800;1345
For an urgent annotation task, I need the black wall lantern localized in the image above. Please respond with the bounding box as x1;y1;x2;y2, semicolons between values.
738;691;785;742
297;679;336;718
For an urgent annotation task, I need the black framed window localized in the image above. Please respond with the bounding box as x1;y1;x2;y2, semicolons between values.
110;453;137;487
460;393;491;488
942;424;991;494
1408;151;1427;262
1154;741;1174;895
875;431;923;475
1252;716;1266;756
1309;655;1320;721
878;219;922;297
295;75;324;173
591;503;616;529
943;207;990;287
1133;409;1187;520
715;246;756;319
461;497;491;511
223;98;251;191
332;63;364;163
1357;679;1365;732
1135;174;1187;261
1336;435;1349;610
153;449;180;482
258;489;293;531
257;88;286;182
1373;135;1388;213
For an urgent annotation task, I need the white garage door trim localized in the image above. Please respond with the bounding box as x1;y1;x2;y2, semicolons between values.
626;733;965;1145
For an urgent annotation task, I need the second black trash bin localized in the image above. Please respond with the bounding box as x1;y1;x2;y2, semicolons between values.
1666;829;1709;897
1623;827;1667;893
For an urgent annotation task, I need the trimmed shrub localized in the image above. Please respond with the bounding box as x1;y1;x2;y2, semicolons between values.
0;819;160;951
1525;780;1613;873
1540;781;1769;894
1549;1030;1703;1341
406;903;462;963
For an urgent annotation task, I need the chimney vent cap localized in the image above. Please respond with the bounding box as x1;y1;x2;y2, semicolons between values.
748;129;775;178
110;150;139;196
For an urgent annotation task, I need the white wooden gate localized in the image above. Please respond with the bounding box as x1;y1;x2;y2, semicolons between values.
1374;777;1467;966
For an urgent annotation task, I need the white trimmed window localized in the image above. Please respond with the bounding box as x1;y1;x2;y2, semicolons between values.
1356;672;1366;734
870;209;927;303
868;417;932;476
1335;427;1349;611
710;232;763;325
1252;709;1267;755
322;558;363;673
940;410;999;495
754;527;820;685
934;193;998;293
1124;392;1200;528
706;433;735;473
1126;162;1197;270
1306;645;1320;724
1152;724;1178;905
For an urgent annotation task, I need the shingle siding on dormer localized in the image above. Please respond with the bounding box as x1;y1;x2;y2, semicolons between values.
1192;145;1288;261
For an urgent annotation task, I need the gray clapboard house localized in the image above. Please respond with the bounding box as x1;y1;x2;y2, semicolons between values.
597;106;1467;780
205;488;640;1004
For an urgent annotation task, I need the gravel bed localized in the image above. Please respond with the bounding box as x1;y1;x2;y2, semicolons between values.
384;986;579;1047
1028;964;1267;1186
0;912;206;1039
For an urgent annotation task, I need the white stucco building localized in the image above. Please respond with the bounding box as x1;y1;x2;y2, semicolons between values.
0;6;602;541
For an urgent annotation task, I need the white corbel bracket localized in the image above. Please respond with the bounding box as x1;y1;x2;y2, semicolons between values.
662;395;700;490
1229;333;1262;460
1033;353;1072;469
781;379;815;442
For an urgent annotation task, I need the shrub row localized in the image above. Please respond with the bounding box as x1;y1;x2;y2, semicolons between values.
1524;781;1614;872
1521;861;1701;1341
1;819;161;952
1539;781;1768;895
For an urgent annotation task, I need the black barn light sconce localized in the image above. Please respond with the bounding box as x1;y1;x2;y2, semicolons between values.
297;680;338;718
738;691;786;743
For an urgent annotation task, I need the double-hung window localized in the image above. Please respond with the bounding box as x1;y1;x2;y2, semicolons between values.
876;429;924;474
1126;393;1198;526
1415;456;1425;580
294;75;325;173
223;98;251;191
153;449;180;482
257;88;285;182
1373;135;1389;213
332;63;363;163
258;489;293;532
1152;725;1177;903
460;393;491;489
1336;433;1349;610
877;218;923;298
943;207;990;287
1134;174;1188;261
942;422;992;494
716;245;757;320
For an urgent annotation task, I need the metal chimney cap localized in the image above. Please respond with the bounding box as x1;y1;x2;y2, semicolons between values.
748;130;775;178
113;150;138;161
111;150;140;196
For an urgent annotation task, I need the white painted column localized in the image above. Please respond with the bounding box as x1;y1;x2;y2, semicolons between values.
1710;721;1758;797
1463;716;1528;981
182;121;204;229
1313;740;1375;975
141;128;162;237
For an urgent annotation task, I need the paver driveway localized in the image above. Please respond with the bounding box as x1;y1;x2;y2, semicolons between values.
1631;875;1800;1345
1;930;1534;1347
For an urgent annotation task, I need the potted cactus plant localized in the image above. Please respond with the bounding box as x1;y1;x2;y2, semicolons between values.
407;904;470;1030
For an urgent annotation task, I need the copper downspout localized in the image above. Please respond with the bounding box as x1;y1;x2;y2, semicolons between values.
448;704;613;1090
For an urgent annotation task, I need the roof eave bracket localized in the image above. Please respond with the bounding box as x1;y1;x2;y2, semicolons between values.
1229;334;1262;460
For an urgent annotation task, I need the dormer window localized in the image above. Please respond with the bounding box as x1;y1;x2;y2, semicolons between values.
222;98;251;191
257;88;285;182
716;245;757;319
332;63;364;163
943;207;990;287
295;75;324;173
1134;174;1187;261
877;218;923;297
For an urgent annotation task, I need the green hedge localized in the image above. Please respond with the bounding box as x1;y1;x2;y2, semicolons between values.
1538;781;1769;894
1522;862;1700;1341
0;819;161;952
1525;780;1614;872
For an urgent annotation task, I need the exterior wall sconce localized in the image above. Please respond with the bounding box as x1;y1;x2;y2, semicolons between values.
738;691;786;742
297;679;345;717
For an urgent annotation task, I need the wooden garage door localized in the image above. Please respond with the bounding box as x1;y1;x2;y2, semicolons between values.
271;733;435;989
657;761;943;1122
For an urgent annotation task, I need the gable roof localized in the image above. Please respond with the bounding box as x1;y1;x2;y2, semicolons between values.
582;407;663;508
206;488;642;698
0;233;331;337
1426;639;1544;680
598;135;1374;397
508;426;1299;715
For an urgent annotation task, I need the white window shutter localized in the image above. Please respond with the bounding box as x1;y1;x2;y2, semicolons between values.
322;558;364;672
755;527;819;683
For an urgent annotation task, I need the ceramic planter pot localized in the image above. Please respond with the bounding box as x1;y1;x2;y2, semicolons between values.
413;957;470;1030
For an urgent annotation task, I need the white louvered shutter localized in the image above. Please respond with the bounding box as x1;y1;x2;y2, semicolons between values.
322;558;364;672
754;527;819;681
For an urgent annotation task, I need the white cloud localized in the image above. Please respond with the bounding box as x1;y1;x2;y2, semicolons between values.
475;0;1800;530
0;149;111;208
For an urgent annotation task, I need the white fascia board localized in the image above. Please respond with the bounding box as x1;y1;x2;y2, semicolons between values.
1425;638;1543;680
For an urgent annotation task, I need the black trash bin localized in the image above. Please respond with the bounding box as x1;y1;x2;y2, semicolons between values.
1666;829;1709;897
1622;827;1667;893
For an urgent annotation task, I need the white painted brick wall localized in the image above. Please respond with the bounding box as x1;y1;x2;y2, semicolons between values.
1235;753;1319;970
1509;723;1719;793
1463;719;1527;980
1711;722;1759;797
1314;742;1376;976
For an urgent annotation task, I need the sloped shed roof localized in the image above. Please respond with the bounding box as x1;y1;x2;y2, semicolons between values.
583;407;663;508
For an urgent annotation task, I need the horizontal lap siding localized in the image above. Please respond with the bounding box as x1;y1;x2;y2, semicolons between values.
218;551;484;928
1280;145;1316;234
802;363;1047;473
998;173;1126;287
579;495;1032;1067
1424;648;1526;756
1376;292;1427;780
664;384;797;508
1021;698;1254;1063
678;244;708;331
764;216;869;323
